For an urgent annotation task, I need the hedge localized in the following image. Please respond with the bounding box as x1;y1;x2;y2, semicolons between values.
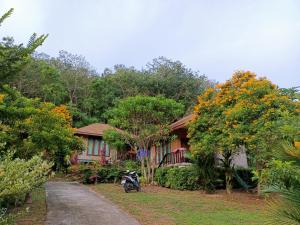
155;166;256;191
155;166;200;190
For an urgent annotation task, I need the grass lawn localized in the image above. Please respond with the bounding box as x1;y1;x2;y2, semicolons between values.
92;184;269;225
13;187;47;225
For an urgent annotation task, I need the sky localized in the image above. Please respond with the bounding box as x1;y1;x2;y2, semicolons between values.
0;0;299;88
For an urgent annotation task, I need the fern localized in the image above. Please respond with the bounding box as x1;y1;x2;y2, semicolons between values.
26;33;48;51
0;8;13;27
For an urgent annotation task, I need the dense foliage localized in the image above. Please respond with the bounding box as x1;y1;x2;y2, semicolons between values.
193;153;218;192
0;86;83;169
155;166;200;190
188;71;300;194
0;154;52;208
80;160;140;184
10;55;212;127
262;143;300;224
104;95;184;183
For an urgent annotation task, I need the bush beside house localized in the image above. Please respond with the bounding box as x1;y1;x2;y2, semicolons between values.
81;160;140;184
155;165;256;192
155;166;200;190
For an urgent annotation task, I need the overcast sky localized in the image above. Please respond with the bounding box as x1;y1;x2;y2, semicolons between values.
1;0;299;87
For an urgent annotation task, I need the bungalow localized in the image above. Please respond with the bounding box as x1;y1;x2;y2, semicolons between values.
152;114;248;168
73;116;247;168
73;123;133;164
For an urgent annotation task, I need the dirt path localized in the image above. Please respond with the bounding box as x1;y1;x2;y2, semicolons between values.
45;182;140;225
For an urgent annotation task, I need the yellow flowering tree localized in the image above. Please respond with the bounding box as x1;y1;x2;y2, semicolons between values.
0;85;82;170
188;71;300;194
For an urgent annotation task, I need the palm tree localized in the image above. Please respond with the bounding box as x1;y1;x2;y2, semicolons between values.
267;143;300;225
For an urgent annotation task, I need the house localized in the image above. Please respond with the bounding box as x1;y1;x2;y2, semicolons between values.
73;116;248;168
152;114;248;168
73;123;133;164
152;114;194;167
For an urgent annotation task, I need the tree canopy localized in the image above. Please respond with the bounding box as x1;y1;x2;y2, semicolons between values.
10;54;212;126
188;71;300;194
104;95;184;183
0;85;82;170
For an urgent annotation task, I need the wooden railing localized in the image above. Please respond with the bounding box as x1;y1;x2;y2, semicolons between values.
158;148;188;168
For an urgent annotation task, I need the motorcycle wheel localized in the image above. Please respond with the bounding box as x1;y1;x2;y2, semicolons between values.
136;186;141;192
124;182;130;193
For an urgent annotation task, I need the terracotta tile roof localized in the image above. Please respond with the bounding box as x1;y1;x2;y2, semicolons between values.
170;114;194;130
75;123;119;137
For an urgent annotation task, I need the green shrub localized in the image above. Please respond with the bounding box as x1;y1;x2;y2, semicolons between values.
105;166;122;183
121;160;140;174
81;160;140;184
97;165;122;183
0;153;52;208
155;167;171;187
0;208;15;225
82;169;93;184
155;166;200;190
259;159;300;189
166;166;200;190
194;153;217;193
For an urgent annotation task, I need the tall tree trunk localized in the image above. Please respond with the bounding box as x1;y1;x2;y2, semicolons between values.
151;162;155;184
141;158;146;181
223;150;233;194
256;161;262;196
225;170;232;194
146;157;151;183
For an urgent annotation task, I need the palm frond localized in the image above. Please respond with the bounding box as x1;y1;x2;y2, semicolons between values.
25;33;48;54
265;142;300;224
266;191;300;225
27;33;37;47
0;8;13;27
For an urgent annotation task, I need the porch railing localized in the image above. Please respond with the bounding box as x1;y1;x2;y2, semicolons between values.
158;148;189;168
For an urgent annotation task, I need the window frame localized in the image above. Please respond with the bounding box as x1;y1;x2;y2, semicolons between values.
86;137;111;157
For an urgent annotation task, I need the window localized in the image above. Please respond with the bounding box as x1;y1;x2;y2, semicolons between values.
87;138;107;156
156;141;171;163
94;139;100;155
105;143;110;157
88;138;94;155
100;140;104;154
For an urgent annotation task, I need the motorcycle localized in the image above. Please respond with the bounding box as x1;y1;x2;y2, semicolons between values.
121;170;141;193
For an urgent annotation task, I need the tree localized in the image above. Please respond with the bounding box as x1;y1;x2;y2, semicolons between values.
104;95;184;183
10;56;67;104
91;58;213;121
188;71;300;194
52;50;97;106
145;57;213;110
188;86;242;193
0;86;83;170
0;8;48;84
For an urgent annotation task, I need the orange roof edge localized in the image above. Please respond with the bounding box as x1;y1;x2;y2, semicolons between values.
170;114;194;130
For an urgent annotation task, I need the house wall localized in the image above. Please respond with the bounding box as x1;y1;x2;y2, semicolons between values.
151;136;184;165
171;138;181;151
215;146;248;169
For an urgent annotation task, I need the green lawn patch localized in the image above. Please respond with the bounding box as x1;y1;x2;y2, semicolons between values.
92;184;269;225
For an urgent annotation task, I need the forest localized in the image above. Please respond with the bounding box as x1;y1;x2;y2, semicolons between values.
6;50;213;127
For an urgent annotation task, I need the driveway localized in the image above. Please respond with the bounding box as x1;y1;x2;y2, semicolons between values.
45;182;140;225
